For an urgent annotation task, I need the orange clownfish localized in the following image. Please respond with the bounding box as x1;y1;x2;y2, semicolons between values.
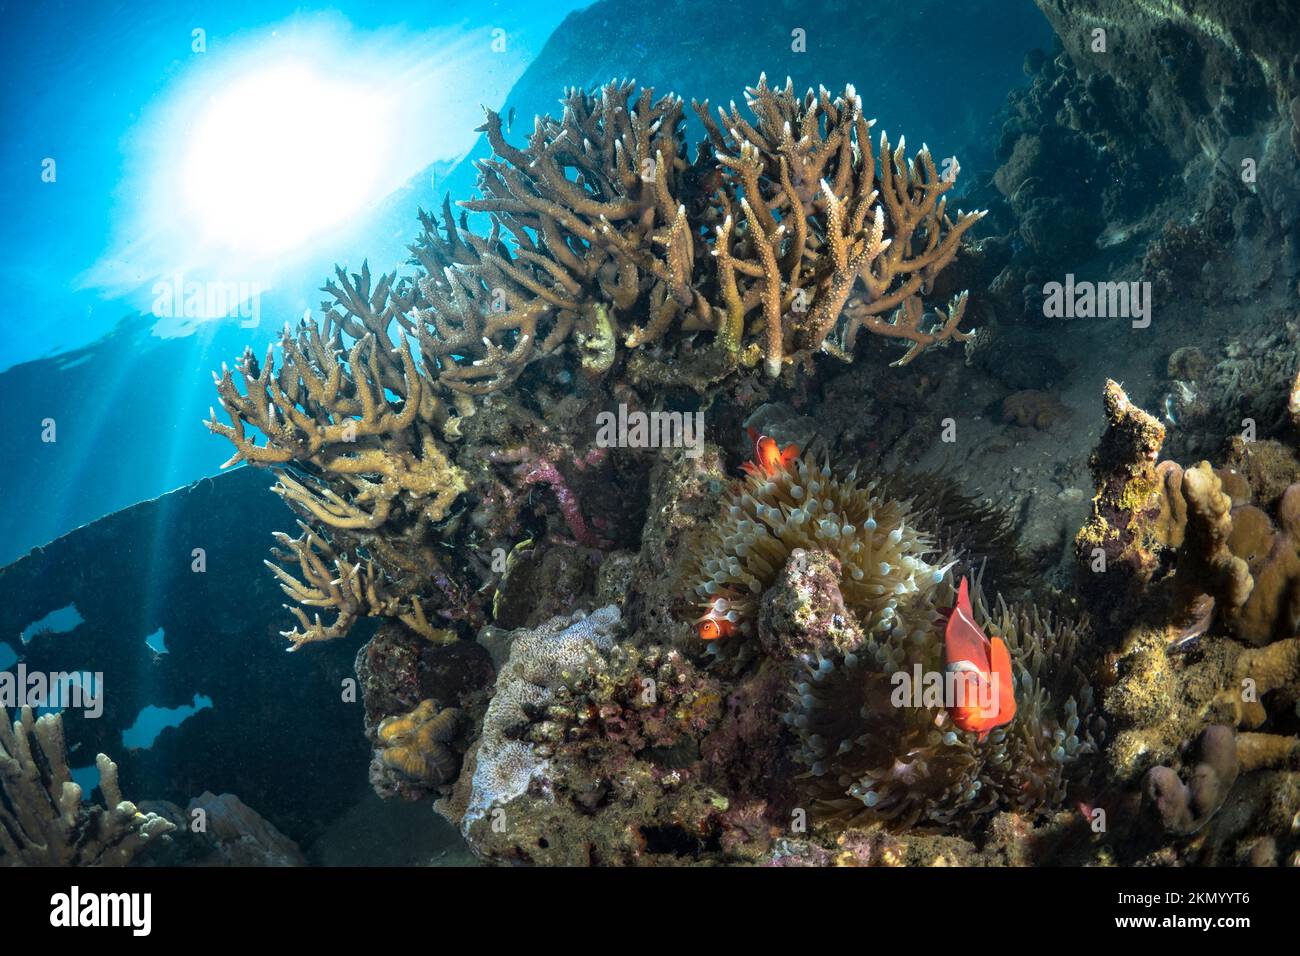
696;595;742;641
741;428;800;479
944;577;1016;740
695;616;736;641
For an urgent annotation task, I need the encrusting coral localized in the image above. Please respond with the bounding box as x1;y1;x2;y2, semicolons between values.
0;706;175;866
1073;379;1176;627
460;607;623;829
441;606;730;864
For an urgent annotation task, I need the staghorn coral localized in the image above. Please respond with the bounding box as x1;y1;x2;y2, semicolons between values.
265;519;461;648
0;706;175;866
207;317;474;649
439;74;983;383
207;74;981;652
205;72;977;650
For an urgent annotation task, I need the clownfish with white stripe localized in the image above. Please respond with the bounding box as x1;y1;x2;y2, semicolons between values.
943;577;1017;740
740;428;799;479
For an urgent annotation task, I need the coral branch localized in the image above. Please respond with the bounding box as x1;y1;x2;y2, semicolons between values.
0;706;174;866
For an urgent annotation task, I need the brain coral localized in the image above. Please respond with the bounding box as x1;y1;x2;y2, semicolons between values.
371;699;461;797
685;443;1099;830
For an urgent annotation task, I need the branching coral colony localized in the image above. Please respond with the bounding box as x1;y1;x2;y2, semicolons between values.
0;707;174;866
207;75;984;652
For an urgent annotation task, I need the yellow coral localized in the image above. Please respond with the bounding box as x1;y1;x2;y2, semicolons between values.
376;700;461;786
0;706;175;865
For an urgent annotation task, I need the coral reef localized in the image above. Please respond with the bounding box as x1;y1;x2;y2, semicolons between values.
1074;381;1300;865
1161;319;1300;460
441;607;737;864
0;706;174;866
354;621;493;802
207;74;983;660
184;38;1300;869
683;440;1099;830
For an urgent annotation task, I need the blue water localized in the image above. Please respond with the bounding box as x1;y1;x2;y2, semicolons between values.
0;0;1052;562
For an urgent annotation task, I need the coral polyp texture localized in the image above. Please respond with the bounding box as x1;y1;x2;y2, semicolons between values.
187;63;1300;869
452;74;983;382
1073;381;1300;865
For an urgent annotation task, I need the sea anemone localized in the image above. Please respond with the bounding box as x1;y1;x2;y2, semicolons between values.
783;585;1099;829
685;450;945;652
684;440;1100;830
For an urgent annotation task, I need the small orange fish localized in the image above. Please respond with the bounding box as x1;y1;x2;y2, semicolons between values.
741;428;799;479
695;616;735;641
944;577;1016;739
